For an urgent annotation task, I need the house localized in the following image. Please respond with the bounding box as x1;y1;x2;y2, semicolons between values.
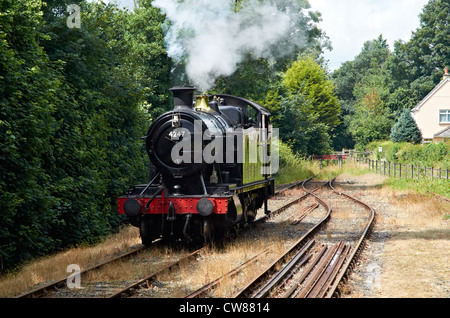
411;67;450;143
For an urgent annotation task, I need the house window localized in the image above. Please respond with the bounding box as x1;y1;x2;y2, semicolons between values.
440;110;450;123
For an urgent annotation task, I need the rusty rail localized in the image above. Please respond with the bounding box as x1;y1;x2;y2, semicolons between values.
109;246;207;298
324;179;376;298
233;178;335;298
15;243;149;298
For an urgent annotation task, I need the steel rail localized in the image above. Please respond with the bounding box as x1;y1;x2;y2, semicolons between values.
108;246;207;298
233;177;336;298
324;179;376;298
15;243;150;298
252;240;315;298
185;248;270;298
255;177;329;224
274;179;307;195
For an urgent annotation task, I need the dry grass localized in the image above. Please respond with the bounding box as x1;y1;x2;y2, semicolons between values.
0;225;141;297
373;189;449;297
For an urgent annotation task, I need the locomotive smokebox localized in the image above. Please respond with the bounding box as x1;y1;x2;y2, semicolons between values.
170;86;196;110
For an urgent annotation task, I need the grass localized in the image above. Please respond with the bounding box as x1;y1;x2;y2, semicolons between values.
274;161;316;184
0;225;141;297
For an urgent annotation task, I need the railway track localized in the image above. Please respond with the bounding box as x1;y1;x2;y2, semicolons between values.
231;178;334;298
14;179;309;298
15;243;149;298
15;176;376;299
193;176;376;299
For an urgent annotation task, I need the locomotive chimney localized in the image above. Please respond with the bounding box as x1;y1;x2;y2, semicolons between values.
170;86;197;110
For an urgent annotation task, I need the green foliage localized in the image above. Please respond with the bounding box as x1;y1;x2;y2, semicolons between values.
332;36;392;149
390;109;422;144
386;0;450;107
283;56;341;131
348;87;394;149
368;140;450;169
261;56;337;157
333;0;450;148
0;0;170;270
274;140;315;184
275;93;332;156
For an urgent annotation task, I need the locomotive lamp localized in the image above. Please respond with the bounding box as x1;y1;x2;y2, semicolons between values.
171;113;181;127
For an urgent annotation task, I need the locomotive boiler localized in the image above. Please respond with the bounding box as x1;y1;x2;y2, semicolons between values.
118;86;276;245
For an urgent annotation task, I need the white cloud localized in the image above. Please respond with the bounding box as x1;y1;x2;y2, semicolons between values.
308;0;429;70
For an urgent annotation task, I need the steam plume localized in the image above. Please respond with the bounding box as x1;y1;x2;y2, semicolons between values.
153;0;308;91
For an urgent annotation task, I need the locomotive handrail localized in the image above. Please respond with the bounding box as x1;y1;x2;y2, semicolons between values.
210;94;271;116
145;186;164;209
140;172;161;195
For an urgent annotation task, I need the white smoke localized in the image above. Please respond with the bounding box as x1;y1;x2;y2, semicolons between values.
153;0;307;91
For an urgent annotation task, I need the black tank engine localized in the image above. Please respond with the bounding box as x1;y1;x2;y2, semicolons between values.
118;86;275;245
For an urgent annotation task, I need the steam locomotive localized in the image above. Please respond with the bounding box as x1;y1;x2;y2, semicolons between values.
118;86;276;245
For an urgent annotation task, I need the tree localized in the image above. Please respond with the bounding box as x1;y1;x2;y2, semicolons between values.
0;0;65;268
262;56;336;156
283;55;341;131
332;36;392;149
348;88;394;149
390;109;423;144
0;0;172;270
387;0;450;108
274;94;332;156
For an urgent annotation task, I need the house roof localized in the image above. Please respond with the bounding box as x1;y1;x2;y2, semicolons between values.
411;77;450;113
434;126;450;138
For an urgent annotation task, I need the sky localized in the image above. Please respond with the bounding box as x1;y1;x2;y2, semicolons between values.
308;0;429;70
104;0;430;71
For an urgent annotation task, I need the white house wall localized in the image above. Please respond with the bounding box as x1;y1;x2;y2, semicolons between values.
413;80;450;140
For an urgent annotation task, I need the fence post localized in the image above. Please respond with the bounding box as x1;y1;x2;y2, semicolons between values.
399;164;402;178
431;167;434;180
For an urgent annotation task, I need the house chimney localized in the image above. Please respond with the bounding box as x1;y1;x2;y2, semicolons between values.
444;66;449;79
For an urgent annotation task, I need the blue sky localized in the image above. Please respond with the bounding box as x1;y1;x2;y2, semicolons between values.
105;0;429;71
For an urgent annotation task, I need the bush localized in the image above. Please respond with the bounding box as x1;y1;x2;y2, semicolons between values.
274;140;315;184
368;140;450;169
390;109;422;144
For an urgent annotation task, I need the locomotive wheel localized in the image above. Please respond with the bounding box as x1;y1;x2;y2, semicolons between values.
202;218;214;244
140;219;153;247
